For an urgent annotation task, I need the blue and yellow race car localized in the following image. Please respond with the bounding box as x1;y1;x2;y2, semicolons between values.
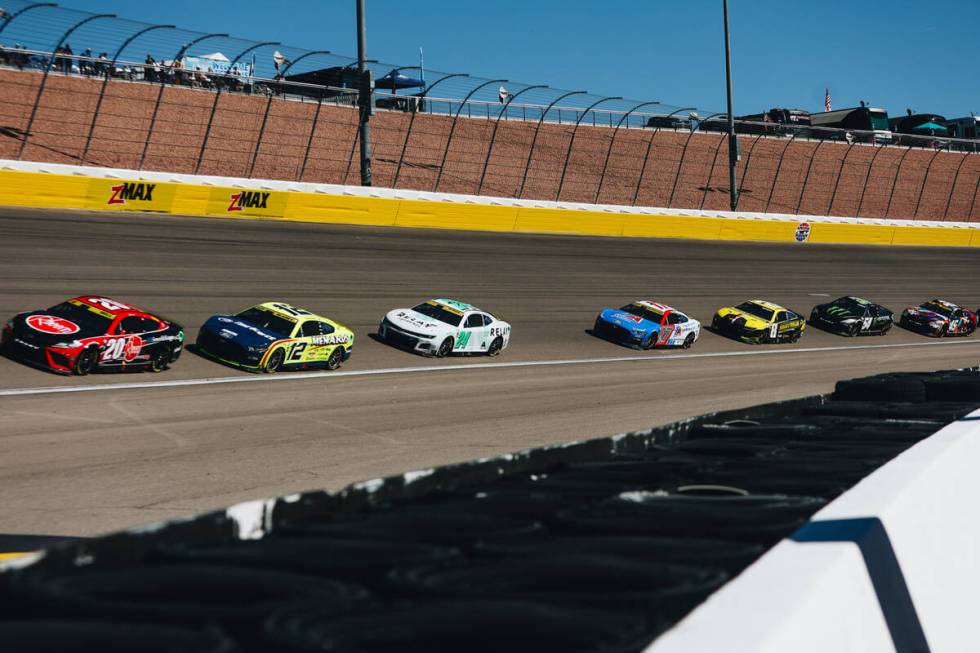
195;302;354;373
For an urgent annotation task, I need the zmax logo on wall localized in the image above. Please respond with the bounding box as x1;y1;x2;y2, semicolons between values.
227;191;271;212
107;182;157;205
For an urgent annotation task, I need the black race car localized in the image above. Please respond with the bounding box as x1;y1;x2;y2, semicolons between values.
809;296;893;337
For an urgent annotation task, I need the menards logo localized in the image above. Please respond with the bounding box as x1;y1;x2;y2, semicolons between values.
107;182;156;205
227;190;271;212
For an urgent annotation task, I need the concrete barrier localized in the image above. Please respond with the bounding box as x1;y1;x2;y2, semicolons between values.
648;406;980;653
1;160;979;247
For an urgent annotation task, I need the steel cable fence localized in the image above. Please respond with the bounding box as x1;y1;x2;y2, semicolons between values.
0;2;978;221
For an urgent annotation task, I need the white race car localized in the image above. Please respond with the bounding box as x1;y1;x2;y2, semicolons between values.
379;298;512;357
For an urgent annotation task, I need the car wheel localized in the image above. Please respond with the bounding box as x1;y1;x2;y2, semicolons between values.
486;337;503;357
73;347;99;376
264;347;285;373
936;325;948;339
789;331;801;343
149;345;173;373
436;337;454;358
682;333;695;349
848;323;860;337
325;347;344;371
642;333;657;350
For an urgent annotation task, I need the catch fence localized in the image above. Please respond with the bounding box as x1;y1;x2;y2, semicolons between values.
0;2;978;221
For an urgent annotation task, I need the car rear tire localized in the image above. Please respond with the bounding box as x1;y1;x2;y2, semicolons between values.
149;345;173;373
847;323;860;337
264;348;285;373
73;347;99;376
487;337;503;357
436;337;454;358
683;333;695;349
325;347;344;371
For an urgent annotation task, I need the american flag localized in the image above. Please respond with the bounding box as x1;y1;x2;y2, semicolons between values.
824;88;832;112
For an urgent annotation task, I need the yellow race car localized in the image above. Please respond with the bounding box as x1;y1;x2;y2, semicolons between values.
195;302;354;372
711;299;806;344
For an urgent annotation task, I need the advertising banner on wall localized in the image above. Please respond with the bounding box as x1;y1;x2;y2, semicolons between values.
85;178;177;212
206;186;287;218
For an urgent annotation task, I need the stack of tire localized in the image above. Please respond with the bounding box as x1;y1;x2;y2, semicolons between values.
1;368;978;652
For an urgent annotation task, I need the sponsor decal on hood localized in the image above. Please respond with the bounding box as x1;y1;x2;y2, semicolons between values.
389;310;441;333
26;315;80;335
601;309;655;330
214;316;278;341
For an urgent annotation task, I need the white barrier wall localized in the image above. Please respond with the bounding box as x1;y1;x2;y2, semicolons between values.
648;409;980;653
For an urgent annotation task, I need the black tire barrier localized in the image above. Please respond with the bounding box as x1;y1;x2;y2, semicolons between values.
473;535;764;574
923;377;980;402
804;400;976;422
263;600;651;653
0;621;238;653
8;564;369;631
557;492;827;544
833;376;927;402
279;509;548;550
387;556;728;624
154;538;462;594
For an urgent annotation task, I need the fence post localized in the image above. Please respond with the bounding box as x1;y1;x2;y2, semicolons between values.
0;3;57;35
734;133;762;206
826;141;856;215
884;146;914;218
699;134;727;210
138;33;227;171
81;23;175;166
942;154;971;221
795;140;824;214
194;41;278;176
17;13;116;160
476;85;547;196
247;50;331;179
912;148;943;219
666;129;699;208
855;141;885;217
555;95;620;201
970;177;980;222
297;92;324;181
594;101;660;204
516;90;586;199
432;78;506;192
392;72;468;188
764;133;797;213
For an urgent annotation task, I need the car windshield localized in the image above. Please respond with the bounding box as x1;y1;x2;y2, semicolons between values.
620;304;664;323
870;112;889;131
735;302;775;321
831;297;868;313
922;302;953;318
235;307;295;337
46;301;114;334
412;302;463;326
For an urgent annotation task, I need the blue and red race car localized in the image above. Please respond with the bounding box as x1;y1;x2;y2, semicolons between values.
593;300;701;349
899;299;976;337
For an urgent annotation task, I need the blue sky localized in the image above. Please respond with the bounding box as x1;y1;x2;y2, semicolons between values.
32;1;980;118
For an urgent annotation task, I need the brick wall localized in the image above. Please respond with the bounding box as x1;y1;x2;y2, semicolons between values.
2;68;978;221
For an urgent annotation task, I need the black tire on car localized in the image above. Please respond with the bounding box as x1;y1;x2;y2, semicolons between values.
325;347;344;371
436;337;454;358
848;323;860;337
149;345;173;373
264;348;285;373
683;333;695;349
642;332;657;350
487;337;503;357
73;347;99;376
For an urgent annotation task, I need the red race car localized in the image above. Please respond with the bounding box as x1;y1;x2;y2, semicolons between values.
899;299;977;338
2;296;184;375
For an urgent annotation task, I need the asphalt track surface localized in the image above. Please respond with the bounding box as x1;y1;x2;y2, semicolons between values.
1;206;979;537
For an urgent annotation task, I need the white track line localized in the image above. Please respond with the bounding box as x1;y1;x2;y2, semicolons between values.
1;339;978;398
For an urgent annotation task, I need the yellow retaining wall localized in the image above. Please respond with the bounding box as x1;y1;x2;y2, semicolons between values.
0;169;976;247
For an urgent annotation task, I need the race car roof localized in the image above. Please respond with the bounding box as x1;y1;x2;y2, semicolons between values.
635;300;674;313
923;299;960;310
255;302;325;321
70;296;143;317
748;299;788;312
433;298;480;313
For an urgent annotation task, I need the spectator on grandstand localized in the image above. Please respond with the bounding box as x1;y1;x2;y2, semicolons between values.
80;47;92;75
144;54;156;82
62;43;73;74
172;56;184;85
96;51;108;77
